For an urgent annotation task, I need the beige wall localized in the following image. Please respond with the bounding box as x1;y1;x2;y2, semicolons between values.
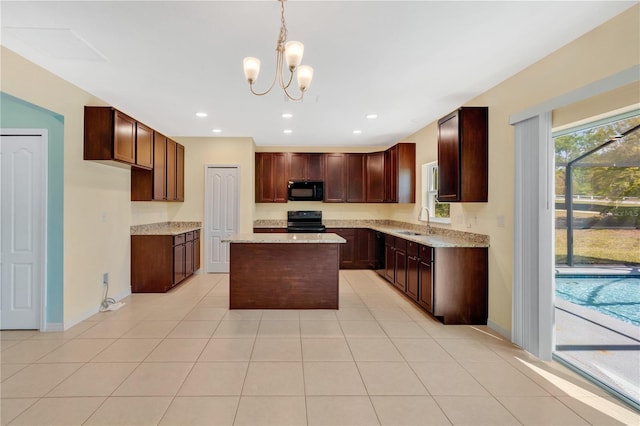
1;4;637;332
1;46;132;326
168;137;256;233
401;4;640;333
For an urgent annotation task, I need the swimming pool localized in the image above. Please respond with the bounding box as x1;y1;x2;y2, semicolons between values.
555;276;640;326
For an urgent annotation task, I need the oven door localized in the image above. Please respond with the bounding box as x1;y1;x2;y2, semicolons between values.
286;226;327;233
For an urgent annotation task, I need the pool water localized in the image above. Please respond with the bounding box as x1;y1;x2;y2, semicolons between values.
555;276;640;326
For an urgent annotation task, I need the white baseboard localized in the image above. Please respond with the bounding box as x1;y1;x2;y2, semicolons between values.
42;322;64;332
487;319;511;341
61;288;132;331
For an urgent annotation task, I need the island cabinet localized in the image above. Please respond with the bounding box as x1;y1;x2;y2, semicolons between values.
384;143;416;203
227;233;343;309
255;153;288;203
288;153;324;181
437;107;488;202
253;227;287;233
84;106;153;169
131;133;185;202
323;153;347;202
131;229;200;292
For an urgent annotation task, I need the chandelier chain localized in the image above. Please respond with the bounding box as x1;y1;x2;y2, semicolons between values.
277;0;288;52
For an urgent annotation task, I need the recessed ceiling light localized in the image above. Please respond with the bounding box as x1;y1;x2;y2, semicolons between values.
283;129;293;134
196;112;208;117
281;113;293;119
212;128;222;133
353;130;362;134
365;113;378;119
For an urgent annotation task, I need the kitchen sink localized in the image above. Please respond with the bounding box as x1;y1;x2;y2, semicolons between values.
396;230;422;236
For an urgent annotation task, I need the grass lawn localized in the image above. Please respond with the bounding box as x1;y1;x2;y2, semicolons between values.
555;228;640;265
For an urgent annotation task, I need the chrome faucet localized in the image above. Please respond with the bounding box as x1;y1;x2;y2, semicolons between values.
418;207;432;235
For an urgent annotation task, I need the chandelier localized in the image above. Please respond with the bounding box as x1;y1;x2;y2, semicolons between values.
242;0;313;101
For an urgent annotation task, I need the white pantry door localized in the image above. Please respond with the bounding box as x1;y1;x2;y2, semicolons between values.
204;166;239;273
0;131;46;330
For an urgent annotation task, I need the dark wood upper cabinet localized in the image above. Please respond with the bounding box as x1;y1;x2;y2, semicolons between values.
166;138;177;201
385;143;416;203
113;111;136;164
255;152;288;203
437;107;488;202
153;133;167;200
384;146;397;202
346;153;366;203
84;106;152;170
254;144;415;204
323;153;346;202
366;151;385;203
135;122;153;169
176;143;185;201
288;153;324;181
131;134;184;202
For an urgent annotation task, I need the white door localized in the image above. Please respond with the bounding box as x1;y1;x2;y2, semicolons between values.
0;131;46;330
204;166;239;273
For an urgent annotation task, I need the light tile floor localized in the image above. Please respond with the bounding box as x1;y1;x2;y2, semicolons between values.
1;270;639;425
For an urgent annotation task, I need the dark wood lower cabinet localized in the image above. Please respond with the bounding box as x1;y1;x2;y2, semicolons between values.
326;228;356;268
418;246;433;312
394;238;407;292
406;241;419;301
432;247;488;325
384;235;395;282
131;229;200;293
194;234;201;271
230;242;339;309
377;233;488;325
173;236;186;285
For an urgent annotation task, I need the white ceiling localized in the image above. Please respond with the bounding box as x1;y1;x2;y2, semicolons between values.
1;1;635;147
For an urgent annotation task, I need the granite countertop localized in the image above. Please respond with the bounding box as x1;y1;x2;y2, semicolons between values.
370;225;488;248
253;219;489;248
223;233;346;244
131;221;202;236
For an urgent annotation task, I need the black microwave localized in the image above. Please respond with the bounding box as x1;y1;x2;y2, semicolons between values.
288;181;324;201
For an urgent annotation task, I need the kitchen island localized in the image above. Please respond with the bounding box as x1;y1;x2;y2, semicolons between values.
223;233;346;309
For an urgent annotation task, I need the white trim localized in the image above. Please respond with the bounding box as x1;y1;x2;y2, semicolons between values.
509;65;640;125
552;107;640;137
203;164;241;273
1;128;48;332
42;323;63;332
422;161;450;222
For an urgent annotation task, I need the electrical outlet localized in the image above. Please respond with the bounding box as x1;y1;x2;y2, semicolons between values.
102;272;109;285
